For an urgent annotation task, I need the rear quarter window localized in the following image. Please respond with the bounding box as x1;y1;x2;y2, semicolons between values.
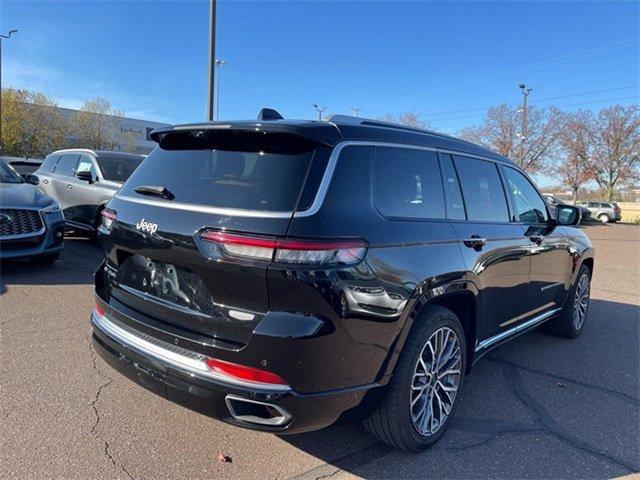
39;155;60;173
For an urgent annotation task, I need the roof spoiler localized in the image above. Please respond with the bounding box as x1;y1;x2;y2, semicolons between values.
257;108;284;121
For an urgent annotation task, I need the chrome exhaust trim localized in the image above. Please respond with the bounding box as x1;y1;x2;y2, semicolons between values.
225;395;292;427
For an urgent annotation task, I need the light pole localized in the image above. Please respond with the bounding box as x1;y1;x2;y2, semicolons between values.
350;107;361;117
0;29;18;152
313;104;327;121
518;83;532;167
214;59;226;120
206;0;217;121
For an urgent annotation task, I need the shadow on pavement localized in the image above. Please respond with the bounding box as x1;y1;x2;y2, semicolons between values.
283;298;640;479
0;236;104;290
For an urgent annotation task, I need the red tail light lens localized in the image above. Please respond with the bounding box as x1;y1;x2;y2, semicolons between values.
199;230;367;266
204;358;287;385
95;304;105;317
101;209;116;231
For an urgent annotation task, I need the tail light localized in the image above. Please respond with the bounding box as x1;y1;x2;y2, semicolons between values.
95;303;105;317
101;209;116;231
205;358;287;386
199;230;367;266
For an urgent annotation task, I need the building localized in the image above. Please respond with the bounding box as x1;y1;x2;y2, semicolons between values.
56;107;170;155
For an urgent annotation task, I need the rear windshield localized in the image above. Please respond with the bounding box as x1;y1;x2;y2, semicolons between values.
97;156;144;182
119;131;323;212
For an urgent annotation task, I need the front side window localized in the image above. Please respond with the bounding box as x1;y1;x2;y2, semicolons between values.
97;155;144;182
503;167;548;223
54;154;79;176
453;156;509;222
0;159;23;184
374;147;445;219
76;155;98;178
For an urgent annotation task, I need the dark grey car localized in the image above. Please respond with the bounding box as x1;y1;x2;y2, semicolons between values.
35;149;144;232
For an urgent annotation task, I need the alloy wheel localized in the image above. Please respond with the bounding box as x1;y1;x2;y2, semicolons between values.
572;273;590;330
410;327;462;436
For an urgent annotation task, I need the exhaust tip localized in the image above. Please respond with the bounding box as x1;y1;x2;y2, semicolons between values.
225;395;292;427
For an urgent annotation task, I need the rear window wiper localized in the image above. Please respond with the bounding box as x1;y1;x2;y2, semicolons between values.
134;185;175;200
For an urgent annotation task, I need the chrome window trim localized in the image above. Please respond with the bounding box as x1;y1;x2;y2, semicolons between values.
92;310;291;392
476;307;561;351
115;140;512;220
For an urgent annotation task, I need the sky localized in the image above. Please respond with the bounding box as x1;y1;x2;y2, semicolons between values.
1;1;639;165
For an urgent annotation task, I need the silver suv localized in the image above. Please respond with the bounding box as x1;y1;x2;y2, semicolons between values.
35;149;144;232
578;201;622;223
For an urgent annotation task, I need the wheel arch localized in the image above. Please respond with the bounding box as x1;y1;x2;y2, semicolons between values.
380;280;480;381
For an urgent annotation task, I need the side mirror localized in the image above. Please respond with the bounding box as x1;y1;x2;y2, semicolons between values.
24;174;40;185
556;205;581;226
76;170;94;183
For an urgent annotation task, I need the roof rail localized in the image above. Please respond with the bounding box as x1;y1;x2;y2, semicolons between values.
326;114;430;134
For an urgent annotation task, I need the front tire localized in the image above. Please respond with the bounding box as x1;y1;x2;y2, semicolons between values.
364;305;466;451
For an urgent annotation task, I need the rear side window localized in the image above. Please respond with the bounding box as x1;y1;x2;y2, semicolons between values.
502;166;548;223
97;155;143;182
453;155;509;222
373;147;445;219
54;154;79;176
40;155;60;173
119;132;323;212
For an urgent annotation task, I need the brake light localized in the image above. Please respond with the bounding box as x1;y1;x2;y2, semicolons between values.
101;209;116;231
204;358;287;385
199;230;367;266
95;303;105;317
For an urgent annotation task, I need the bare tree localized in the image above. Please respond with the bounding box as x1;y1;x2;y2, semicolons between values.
550;111;594;203
377;111;429;129
459;104;564;173
67;98;138;152
585;104;640;201
0;88;66;158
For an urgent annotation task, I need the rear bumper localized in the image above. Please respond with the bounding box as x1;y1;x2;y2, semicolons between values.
90;309;379;433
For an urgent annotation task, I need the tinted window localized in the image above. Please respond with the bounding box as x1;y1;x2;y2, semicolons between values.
373;147;445;219
453;156;509;222
120;144;319;211
40;155;60;173
55;154;79;176
96;155;142;182
439;154;466;220
503;167;548;223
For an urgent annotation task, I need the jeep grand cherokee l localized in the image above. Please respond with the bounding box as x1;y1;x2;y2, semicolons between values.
91;111;593;451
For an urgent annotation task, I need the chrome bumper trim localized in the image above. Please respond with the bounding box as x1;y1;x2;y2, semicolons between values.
91;310;291;392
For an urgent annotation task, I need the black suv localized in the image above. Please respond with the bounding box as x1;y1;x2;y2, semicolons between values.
91;111;593;451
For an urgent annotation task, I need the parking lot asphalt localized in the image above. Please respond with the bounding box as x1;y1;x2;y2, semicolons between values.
1;224;639;480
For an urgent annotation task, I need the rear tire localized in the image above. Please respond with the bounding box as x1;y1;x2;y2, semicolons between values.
364;305;466;451
546;264;591;339
598;213;610;223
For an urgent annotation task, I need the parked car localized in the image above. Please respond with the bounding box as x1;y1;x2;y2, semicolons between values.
90;111;594;452
35;149;145;233
0;158;64;263
543;195;592;223
577;201;622;223
1;156;43;175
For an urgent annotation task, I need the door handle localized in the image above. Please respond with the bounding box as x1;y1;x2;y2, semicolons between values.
463;235;487;250
66;184;73;190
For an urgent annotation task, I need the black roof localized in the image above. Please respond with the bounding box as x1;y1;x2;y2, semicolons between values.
149;114;515;166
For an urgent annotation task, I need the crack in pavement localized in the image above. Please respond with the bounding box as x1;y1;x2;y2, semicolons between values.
87;336;135;480
487;356;640;405
500;361;639;473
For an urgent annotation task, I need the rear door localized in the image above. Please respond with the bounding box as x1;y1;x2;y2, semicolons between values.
445;154;531;343
100;129;330;347
50;153;79;214
35;154;61;198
